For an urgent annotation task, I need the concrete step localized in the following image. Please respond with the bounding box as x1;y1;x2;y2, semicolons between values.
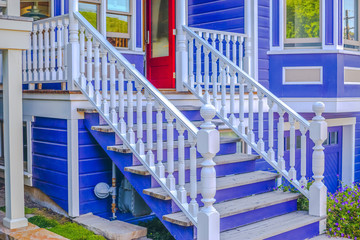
163;191;301;228
220;211;325;240
124;153;259;176
73;213;147;240
143;171;279;201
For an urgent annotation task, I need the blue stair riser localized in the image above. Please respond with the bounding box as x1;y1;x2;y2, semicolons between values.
220;200;298;232
170;180;277;213
148;160;256;188
265;222;320;240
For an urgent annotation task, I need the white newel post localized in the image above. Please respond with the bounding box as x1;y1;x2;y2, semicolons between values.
67;0;79;90
176;0;188;91
197;104;220;240
309;102;327;217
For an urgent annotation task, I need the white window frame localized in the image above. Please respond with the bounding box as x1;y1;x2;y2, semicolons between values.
343;0;360;48
284;0;322;46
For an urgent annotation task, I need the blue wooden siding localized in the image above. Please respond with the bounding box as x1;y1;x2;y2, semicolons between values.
32;117;68;211
188;0;245;33
258;0;270;88
269;53;360;98
78;119;113;217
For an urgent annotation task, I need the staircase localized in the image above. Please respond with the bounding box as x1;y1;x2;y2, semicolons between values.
22;9;329;240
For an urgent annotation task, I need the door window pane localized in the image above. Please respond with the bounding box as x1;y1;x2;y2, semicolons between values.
79;2;98;29
108;0;130;13
344;0;358;41
286;0;320;39
151;0;169;58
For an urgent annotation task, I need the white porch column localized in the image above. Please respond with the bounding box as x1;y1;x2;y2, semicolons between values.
5;0;19;16
2;49;28;229
67;0;80;90
176;0;188;91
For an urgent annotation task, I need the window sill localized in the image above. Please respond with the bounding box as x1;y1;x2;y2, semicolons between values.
268;48;360;56
117;49;145;55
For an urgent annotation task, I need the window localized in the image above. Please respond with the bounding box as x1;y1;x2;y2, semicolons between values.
285;0;321;47
79;1;100;29
20;0;50;20
106;0;132;48
78;0;132;48
344;0;360;49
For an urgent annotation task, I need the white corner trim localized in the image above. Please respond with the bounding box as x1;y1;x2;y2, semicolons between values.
342;124;355;186
67;118;79;217
282;66;323;85
25;119;33;187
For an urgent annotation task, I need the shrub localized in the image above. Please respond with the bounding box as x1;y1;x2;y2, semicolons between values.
327;184;360;239
28;215;59;228
50;222;106;240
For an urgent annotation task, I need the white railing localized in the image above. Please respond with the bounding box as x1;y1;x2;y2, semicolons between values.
71;11;221;232
189;27;248;72
23;14;69;89
183;25;328;204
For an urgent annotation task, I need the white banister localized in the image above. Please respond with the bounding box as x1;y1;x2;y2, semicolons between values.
309;102;327;217
197;104;220;240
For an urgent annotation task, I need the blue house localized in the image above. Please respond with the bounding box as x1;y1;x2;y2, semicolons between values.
0;0;359;239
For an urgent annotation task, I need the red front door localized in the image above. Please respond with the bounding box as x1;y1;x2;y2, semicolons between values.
146;0;175;88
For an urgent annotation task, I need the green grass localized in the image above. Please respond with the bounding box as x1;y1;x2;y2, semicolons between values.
0;206;37;214
139;217;174;240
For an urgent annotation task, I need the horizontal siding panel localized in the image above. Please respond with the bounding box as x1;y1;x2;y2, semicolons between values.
33;141;67;159
33;127;67;144
80;199;111;215
79;144;107;160
33;117;67;130
79;171;112;188
79;158;112;174
32;154;67;173
32;179;68;201
33;167;68;187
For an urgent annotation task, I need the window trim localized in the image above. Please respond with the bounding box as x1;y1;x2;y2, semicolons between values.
284;0;322;45
343;0;360;48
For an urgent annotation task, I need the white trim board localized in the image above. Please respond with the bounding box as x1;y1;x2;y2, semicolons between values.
280;97;360;113
282;66;323;85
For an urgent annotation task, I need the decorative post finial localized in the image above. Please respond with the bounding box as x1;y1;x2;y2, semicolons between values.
197;104;220;240
309;102;327;219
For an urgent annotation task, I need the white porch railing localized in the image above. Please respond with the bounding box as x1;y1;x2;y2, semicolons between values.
183;25;328;217
23;14;69;89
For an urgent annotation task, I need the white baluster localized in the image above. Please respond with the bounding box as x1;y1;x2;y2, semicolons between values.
189;134;198;217
220;62;228;120
156;103;165;179
225;35;230;59
277;108;286;187
289;116;297;183
22;50;26;82
166;112;176;192
126;75;135;144
232;35;237;65
117;64;126;134
57;19;64;81
50;20;56;80
197;104;220;240
238;77;245;134
109;57;117;124
257;92;265;152
32;24;38;82
79;26;86;88
136;82;144;155
212;55;219;111
27;35;33;83
238;36;244;69
309;102;327;217
300;125;308;187
94;41;101;106
219;34;224;54
176;123;187;204
195;41;202;96
101;48;109;115
145;91;154;167
188;36;194;89
267;99;275;163
86;32;94;97
63;18;69;75
229;70;236;126
44;22;50;81
204;47;210;103
38;23;44;81
248;86;255;145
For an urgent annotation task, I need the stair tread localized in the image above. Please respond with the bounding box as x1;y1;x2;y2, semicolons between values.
163;191;301;226
143;171;279;201
220;211;325;240
125;153;260;176
107;136;241;154
91;119;228;133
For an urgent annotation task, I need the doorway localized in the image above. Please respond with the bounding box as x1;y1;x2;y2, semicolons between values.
145;0;175;88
